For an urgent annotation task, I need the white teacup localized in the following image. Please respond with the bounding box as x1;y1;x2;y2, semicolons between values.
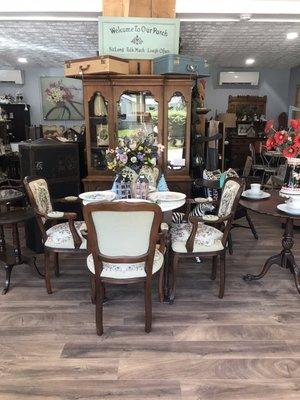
286;196;300;210
250;183;261;195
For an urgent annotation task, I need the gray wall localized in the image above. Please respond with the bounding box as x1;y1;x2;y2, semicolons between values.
0;67;81;127
288;65;300;109
204;68;291;121
0;66;292;126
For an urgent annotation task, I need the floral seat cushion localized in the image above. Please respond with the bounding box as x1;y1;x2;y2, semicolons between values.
171;223;223;253
87;248;164;279
45;221;87;249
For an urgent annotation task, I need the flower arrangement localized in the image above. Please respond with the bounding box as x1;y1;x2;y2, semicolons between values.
106;132;164;172
265;119;300;158
45;82;74;106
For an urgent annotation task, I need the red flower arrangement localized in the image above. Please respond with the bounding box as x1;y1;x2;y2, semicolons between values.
264;119;300;158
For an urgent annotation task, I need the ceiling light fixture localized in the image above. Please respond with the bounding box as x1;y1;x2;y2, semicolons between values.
17;57;27;63
234;75;239;79
287;32;298;40
240;14;252;21
245;58;255;65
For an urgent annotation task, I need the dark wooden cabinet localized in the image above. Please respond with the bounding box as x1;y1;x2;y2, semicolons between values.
19;139;80;198
0;103;30;142
226;136;261;171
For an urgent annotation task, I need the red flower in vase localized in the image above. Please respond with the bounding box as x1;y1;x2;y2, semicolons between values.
266;137;276;150
264;120;274;133
274;130;288;145
294;134;300;148
282;145;299;158
290;119;300;132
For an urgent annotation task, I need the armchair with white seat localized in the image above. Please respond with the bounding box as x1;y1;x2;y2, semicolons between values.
83;201;167;336
24;176;87;294
170;177;244;302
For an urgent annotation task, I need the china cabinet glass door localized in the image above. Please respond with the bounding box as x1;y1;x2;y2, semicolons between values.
117;91;159;142
167;93;187;170
89;92;109;170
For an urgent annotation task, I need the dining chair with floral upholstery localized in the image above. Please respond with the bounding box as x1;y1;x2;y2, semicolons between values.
83;201;168;336
24;176;87;294
170;177;244;302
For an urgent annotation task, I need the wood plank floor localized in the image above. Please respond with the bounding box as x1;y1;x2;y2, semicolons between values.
0;213;300;399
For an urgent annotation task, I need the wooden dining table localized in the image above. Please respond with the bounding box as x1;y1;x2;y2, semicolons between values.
240;191;300;294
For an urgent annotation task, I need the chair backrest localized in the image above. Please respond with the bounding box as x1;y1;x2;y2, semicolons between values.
218;177;245;218
83;201;162;277
242;156;253;177
24;177;53;217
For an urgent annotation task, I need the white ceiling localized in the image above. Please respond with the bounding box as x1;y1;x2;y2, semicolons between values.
0;1;300;69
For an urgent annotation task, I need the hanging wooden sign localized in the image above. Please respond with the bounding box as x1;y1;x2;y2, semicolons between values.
98;16;180;60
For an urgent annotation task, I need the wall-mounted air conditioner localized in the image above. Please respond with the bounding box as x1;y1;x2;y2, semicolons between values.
0;70;24;84
219;71;259;86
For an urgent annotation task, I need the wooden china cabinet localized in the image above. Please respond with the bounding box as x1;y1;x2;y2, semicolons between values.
82;74;194;194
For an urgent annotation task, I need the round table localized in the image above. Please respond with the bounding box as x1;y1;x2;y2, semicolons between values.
240;191;300;294
0;189;43;294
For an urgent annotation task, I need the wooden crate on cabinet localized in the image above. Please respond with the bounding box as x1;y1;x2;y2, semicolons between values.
81;74;194;195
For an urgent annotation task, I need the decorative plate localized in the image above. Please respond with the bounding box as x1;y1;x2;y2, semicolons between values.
148;191;186;202
79;191;116;202
242;190;271;200
277;203;300;216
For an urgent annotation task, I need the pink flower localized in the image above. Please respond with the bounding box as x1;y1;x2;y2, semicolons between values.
274;130;288;145
264;120;274;133
266;137;276;150
290;119;300;132
293;134;300;148
283;146;299;158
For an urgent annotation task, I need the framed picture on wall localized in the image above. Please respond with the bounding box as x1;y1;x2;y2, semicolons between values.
41;77;84;120
237;123;251;136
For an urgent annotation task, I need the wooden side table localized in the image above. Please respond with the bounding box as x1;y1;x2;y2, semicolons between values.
0;188;44;293
0;204;44;294
240;192;300;294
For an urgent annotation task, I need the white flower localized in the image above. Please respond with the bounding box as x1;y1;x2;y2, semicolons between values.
129;142;137;150
130;156;137;163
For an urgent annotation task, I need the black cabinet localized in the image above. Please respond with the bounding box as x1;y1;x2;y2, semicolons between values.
0;103;30;142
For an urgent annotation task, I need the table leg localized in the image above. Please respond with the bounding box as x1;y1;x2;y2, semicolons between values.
2;264;13;295
162;231;171;301
0;225;5;253
243;218;299;285
12;223;21;264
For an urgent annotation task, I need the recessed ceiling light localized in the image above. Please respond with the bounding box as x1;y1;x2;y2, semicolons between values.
18;57;27;63
287;32;298;40
240;14;252;21
245;58;255;65
234;75;239;79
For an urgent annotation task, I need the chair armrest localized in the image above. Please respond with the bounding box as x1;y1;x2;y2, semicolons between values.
37;211;82;249
53;196;81;204
43;211;77;221
189;214;232;226
186;213;233;252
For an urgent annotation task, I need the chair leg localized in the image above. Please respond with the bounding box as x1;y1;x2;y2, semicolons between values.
44;250;52;294
169;253;179;304
219;253;226;299
95;280;104;336
144;279;152;333
211;255;218;280
245;211;258;240
227;232;233;255
54;253;60;277
90;274;96;304
158;265;164;303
